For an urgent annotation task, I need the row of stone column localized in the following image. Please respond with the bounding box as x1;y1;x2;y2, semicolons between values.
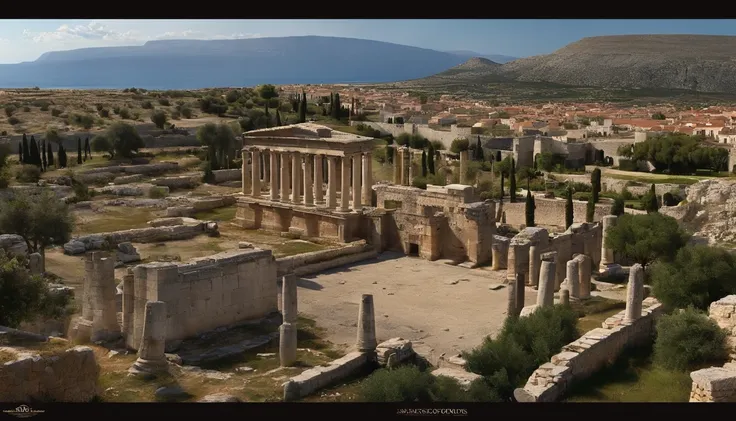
242;149;372;212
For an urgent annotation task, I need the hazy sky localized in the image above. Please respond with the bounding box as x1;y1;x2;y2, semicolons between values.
1;19;736;64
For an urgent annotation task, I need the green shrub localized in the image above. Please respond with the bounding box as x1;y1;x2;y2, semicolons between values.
463;305;579;401
50;108;62;117
573;192;590;202
148;187;168;199
653;308;729;371
412;177;427;189
98;109;110;118
358;365;493;402
158;98;171;106
141;100;153;109
7;116;20;125
119;108;131;119
450;138;470;154
651;245;736;311
15;165;41;183
618;159;639;172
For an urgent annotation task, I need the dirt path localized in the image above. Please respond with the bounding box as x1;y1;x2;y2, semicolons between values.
295;253;536;364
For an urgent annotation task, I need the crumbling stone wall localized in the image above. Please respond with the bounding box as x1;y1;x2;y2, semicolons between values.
689;295;736;402
515;297;663;402
124;249;278;349
0;343;99;402
374;184;494;265
503;196;612;228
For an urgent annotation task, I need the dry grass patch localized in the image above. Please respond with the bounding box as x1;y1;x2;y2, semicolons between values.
72;206;162;235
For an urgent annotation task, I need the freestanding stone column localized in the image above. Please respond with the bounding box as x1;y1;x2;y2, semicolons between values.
600;215;618;271
352;154;362;210
506;244;518;284
576;254;592;299
362;152;372;206
304;154;314;206
399;148;407;186
29;253;43;276
407;150;414;184
280;152;290;203
83;252;119;342
251;149;261;198
507;280;518;317
624;263;645;323
566;259;580;299
263;153;270;183
279;274;298;367
129;301;168;376
560;289;570;306
515;273;526;316
491;238;509;271
314;155;324;204
357;294;377;352
241;150;251;195
291;151;301;203
459;150;469;185
528;246;541;288
393;147;402;185
536;260;556;308
270;150;279;201
339;156;351;212
327;157;337;209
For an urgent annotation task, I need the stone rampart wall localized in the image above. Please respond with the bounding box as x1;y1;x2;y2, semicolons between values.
514;298;663;402
275;241;374;277
502;196;612;228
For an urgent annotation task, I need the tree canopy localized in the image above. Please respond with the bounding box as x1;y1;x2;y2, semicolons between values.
617;134;729;174
91;122;145;159
197;123;237;169
604;213;690;268
0;190;74;254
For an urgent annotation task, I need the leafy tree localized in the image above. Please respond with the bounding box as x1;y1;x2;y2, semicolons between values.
653;308;728;371
427;143;435;175
625;134;728;174
197;123;237;170
421;150;428;177
0;189;74;259
450;138;469;154
565;185;574;229
642;184;659;213
93;122;145;159
591;168;601;203
21;134;29;165
509;158;517;203
651;112;666;120
525;190;536;227
662;192;677;206
150;109;167;129
611;195;625;216
0;250;70;328
604;213;689;268
77;137;83;165
586;195;595;222
519;166;536;190
258;84;279;102
651;245;736;311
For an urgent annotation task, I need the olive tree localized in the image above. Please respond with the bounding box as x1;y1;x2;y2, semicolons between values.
604;213;689;268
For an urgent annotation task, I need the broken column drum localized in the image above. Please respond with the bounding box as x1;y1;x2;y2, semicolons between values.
528;245;541;288
357;294;377;352
566;259;580;299
279;274;298;367
536;260;556;308
129;301;169;376
600;215;618;270
624;263;645;323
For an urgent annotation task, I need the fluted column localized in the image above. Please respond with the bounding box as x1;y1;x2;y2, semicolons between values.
304;154;314;206
327;156;337;209
314;155;324;204
399;148;408;186
352;153;362;210
407;150;413;185
280;152;290;203
339;156;350;212
251;149;261;197
241;149;251;195
362;152;372;206
291;151;301;203
270;150;279;201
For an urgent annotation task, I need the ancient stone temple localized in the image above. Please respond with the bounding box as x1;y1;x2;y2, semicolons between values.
235;123;376;243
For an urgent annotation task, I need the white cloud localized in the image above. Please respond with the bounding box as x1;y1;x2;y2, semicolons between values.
22;23;262;44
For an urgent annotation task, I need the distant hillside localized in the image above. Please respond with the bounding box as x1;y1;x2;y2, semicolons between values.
405;35;736;95
444;50;518;64
0;36;513;89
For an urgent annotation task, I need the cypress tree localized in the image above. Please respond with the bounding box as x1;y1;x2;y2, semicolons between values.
47;141;54;168
58;144;67;168
22;134;29;164
299;91;307;123
332;93;341;119
83;137;89;161
275;110;282;126
86;137;92;159
421;150;427;177
496;150;502;162
386;145;394;165
500;173;505;197
586;195;595;222
611;196;624;216
509;158;517;202
565;185;574;229
77;138;83;165
591;168;601;203
645;184;659;213
427;142;435;175
18;142;22;163
475;136;484;160
329;93;334;116
41;140;47;171
525;190;536;227
29;136;40;167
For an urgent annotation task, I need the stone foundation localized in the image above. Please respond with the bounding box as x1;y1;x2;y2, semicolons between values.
283;352;373;401
514;297;663;402
274;240;376;277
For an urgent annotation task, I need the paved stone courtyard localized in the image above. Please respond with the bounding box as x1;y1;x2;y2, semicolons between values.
295;252;537;363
